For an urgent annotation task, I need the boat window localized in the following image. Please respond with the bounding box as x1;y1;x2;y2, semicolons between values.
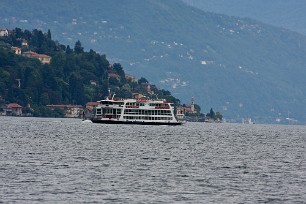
102;101;113;105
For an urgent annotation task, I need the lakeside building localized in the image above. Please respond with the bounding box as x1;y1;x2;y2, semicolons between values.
21;40;28;46
0;28;8;37
125;74;136;82
177;97;198;115
22;51;51;64
132;93;146;99
11;46;21;55
0;103;23;116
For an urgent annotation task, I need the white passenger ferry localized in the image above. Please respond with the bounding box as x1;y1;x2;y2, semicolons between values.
91;97;182;125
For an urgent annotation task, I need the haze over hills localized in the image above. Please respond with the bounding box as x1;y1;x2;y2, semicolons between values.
1;0;306;124
183;0;306;35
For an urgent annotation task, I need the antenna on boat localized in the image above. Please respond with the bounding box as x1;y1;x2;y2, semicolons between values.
106;88;111;99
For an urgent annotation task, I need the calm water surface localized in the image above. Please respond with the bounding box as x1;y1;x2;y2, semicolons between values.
0;117;306;203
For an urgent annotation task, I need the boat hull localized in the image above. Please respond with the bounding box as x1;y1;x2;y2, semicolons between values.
91;119;182;126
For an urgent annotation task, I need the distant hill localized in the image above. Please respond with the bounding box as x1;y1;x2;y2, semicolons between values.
1;0;306;123
183;0;306;35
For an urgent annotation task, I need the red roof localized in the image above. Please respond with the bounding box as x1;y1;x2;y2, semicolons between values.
23;51;36;55
6;103;22;108
108;73;120;78
11;46;21;50
35;54;51;58
23;51;51;58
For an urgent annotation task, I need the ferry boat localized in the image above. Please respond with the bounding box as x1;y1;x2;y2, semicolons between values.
91;97;182;125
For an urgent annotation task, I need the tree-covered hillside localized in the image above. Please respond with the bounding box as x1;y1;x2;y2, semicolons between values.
0;28;179;116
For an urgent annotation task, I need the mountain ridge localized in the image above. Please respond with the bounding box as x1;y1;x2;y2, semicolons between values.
182;0;306;35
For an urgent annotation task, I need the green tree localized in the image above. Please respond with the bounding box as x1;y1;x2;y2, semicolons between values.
122;84;131;91
215;112;223;121
66;45;73;54
207;108;215;119
210;108;215;118
194;104;201;114
50;53;65;77
113;63;125;79
47;29;52;40
23;29;32;41
15;28;23;39
138;77;148;84
0;70;10;93
40;92;50;105
74;40;84;54
69;72;84;104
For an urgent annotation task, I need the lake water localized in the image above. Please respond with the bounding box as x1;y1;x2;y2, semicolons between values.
0;117;306;203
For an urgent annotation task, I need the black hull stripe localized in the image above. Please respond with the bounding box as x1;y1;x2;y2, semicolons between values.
91;119;182;126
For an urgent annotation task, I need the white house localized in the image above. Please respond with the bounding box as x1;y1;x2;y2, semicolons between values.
11;46;22;55
0;28;9;37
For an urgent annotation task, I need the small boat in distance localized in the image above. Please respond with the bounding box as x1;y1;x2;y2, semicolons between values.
91;97;182;125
